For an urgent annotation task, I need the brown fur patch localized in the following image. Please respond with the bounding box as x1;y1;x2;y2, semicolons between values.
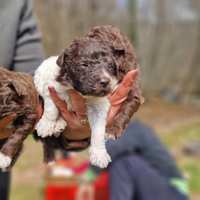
0;67;54;169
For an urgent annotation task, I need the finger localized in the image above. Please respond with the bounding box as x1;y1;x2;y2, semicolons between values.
70;90;87;118
110;69;138;106
36;93;43;123
48;86;71;113
106;70;138;125
31;96;43;133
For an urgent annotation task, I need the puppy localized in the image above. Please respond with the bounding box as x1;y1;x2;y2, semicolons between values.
86;26;142;140
34;25;142;168
0;67;55;170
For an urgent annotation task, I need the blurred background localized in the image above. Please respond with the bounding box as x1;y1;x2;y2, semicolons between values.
10;0;200;200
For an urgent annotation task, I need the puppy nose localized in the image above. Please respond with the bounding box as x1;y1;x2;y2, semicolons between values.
100;79;109;87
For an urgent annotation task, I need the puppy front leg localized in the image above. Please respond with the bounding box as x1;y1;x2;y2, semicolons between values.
106;88;141;140
3;145;23;171
36;93;66;138
87;98;111;168
0;116;36;170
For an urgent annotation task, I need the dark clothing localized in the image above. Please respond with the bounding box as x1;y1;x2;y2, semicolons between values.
0;170;10;200
0;0;44;199
0;0;44;75
54;134;90;152
33;131;91;152
0;139;10;200
109;154;188;200
84;120;188;199
91;120;183;179
0;138;8;149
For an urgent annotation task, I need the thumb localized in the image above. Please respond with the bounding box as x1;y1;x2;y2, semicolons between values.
110;69;138;106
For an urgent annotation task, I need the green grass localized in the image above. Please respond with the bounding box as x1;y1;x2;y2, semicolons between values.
181;163;200;192
10;184;44;200
160;121;200;194
160;122;200;147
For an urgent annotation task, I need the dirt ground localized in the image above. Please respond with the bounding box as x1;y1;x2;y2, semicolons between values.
10;99;200;200
134;98;200;135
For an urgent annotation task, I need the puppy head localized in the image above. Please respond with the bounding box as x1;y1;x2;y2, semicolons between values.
56;38;119;97
86;25;126;52
87;26;137;79
0;68;27;119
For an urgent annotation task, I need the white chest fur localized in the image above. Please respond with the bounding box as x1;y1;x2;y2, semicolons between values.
34;56;112;168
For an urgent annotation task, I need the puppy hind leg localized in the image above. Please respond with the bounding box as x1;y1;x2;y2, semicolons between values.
42;136;56;166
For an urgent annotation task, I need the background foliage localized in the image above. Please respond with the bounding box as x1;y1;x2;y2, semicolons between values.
33;0;200;100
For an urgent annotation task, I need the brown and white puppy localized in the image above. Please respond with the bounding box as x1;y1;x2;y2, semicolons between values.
86;25;142;140
0;67;55;170
34;25;142;168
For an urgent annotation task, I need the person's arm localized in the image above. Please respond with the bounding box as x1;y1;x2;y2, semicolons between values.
11;0;44;74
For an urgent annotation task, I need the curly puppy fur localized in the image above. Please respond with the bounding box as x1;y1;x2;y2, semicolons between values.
58;25;142;140
86;26;141;139
0;67;54;170
35;25;142;168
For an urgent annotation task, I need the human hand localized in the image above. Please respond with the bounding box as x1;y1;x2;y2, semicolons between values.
48;69;139;143
106;69;139;126
31;93;44;133
76;184;95;200
0;115;16;139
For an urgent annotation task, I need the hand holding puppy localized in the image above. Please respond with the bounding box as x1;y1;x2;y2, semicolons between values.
47;70;139;145
0;70;137;142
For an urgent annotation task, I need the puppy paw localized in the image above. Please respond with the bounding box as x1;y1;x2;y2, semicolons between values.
54;117;67;137
89;147;111;168
105;125;123;140
105;132;117;140
0;153;12;169
44;160;56;166
36;118;56;138
43;155;56;166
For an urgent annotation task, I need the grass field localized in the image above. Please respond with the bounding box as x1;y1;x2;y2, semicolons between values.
160;121;200;198
9;101;200;200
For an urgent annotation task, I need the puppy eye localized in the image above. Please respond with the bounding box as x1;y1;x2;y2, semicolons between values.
81;64;88;67
109;64;114;68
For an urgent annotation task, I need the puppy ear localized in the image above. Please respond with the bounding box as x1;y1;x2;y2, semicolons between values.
56;49;67;67
11;80;26;96
113;36;124;50
113;36;126;56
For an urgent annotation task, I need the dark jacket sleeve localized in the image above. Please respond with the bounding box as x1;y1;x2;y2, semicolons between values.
11;0;44;75
0;0;44;74
89;120;183;179
90;120;144;174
